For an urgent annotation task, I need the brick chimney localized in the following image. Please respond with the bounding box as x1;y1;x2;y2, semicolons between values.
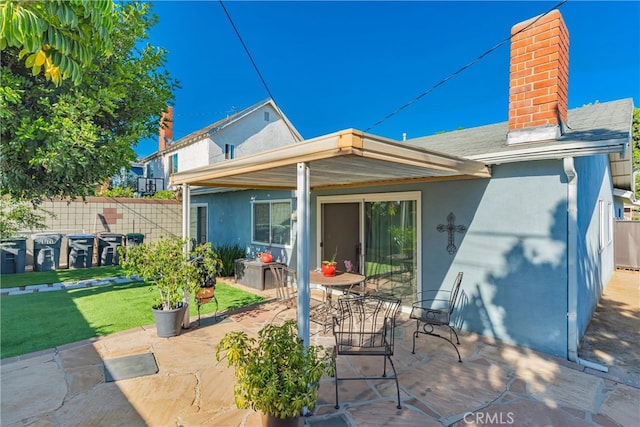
158;106;174;151
507;10;569;145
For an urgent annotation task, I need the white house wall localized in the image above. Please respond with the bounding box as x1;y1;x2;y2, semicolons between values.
176;139;211;178
208;105;298;163
146;104;298;189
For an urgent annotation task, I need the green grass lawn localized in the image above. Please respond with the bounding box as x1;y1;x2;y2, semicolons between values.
1;280;263;359
0;265;125;289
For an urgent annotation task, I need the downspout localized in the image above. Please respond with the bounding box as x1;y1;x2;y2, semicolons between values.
563;157;608;372
182;183;192;328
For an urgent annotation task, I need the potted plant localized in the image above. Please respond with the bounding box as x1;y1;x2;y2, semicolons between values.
216;320;334;427
118;236;222;337
321;248;337;277
256;245;273;263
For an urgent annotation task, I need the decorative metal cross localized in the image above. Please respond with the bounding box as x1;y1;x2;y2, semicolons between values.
437;212;467;255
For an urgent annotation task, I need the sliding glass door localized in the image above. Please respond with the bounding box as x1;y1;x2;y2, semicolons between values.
364;200;417;304
319;192;419;306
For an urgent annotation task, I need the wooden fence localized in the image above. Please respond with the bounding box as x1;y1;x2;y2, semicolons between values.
614;220;640;270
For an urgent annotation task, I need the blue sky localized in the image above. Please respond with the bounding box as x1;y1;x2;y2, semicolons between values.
135;0;640;158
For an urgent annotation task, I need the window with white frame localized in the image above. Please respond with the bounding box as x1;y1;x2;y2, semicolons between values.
252;200;291;246
190;204;208;245
224;144;235;160
169;153;178;174
599;200;613;251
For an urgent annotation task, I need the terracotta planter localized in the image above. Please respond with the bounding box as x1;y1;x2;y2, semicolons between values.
322;263;337;277
195;287;215;304
260;253;273;263
260;413;301;427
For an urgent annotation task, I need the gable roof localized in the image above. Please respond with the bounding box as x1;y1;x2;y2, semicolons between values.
406;98;635;190
172;99;635;192
141;98;303;162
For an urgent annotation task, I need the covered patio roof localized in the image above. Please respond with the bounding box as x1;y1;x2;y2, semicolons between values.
171;129;491;189
172;128;491;346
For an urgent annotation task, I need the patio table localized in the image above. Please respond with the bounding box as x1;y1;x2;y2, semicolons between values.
310;270;365;304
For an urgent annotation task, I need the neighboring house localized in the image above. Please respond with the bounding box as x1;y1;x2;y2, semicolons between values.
172;10;635;361
140;98;302;243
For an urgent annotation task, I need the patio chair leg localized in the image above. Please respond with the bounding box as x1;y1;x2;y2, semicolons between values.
333;349;340;409
413;325;462;363
432;332;462;363
385;354;402;409
448;325;460;344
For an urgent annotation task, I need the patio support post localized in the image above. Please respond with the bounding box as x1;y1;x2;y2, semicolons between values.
296;162;310;346
182;183;192;328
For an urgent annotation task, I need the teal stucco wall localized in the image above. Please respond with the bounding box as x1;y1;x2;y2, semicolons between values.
191;154;616;358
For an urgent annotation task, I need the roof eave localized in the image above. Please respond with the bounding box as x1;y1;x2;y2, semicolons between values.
469;137;630;164
171;129;491;189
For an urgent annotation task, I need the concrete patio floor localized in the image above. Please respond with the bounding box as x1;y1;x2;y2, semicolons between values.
1;271;638;427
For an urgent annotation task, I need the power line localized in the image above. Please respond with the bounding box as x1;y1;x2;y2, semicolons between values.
218;1;303;141
218;0;276;103
364;0;568;133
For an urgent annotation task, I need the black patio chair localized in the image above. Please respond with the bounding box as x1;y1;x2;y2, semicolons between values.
332;294;402;409
410;272;463;362
269;265;328;329
269;264;298;308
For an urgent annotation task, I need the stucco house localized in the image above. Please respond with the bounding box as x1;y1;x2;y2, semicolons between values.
140;98;302;242
171;10;635;362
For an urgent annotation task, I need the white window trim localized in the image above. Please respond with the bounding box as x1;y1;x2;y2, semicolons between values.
251;198;292;248
190;203;208;244
316;190;422;291
599;199;613;252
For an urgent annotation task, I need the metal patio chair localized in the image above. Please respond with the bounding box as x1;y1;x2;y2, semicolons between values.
332;294;402;409
269;264;298;308
357;257;396;297
410;272;463;362
269;265;329;329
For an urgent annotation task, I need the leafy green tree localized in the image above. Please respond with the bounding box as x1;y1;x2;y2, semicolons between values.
0;0;114;85
0;198;52;239
1;2;178;204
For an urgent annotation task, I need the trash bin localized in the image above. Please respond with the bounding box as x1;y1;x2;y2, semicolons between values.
125;233;145;247
0;236;27;274
32;233;63;272
97;233;123;266
66;234;95;269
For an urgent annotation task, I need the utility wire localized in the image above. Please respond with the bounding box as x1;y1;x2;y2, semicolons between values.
364;0;568;133
218;0;303;141
219;0;276;103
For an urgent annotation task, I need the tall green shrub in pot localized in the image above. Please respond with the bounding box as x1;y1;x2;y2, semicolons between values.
216;320;334;425
118;236;222;336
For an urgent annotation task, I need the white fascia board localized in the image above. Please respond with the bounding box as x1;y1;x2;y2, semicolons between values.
613;188;638;204
469;138;629;164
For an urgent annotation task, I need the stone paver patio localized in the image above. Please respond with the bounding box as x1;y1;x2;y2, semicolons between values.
1;272;638;426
